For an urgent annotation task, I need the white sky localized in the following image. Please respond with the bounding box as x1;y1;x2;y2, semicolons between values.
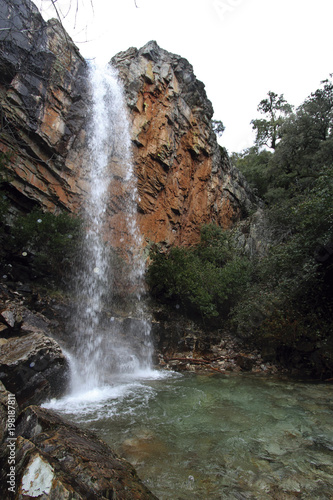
36;0;333;153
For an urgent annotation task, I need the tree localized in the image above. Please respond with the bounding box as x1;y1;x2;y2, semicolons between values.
272;76;333;183
212;119;225;137
302;77;333;141
251;91;292;150
231;146;273;199
147;224;252;319
231;79;333;376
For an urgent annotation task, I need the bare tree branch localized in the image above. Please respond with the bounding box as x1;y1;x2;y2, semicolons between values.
49;0;63;24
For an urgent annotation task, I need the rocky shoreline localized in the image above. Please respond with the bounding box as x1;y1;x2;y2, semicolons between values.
0;384;158;499
158;341;281;377
0;279;285;382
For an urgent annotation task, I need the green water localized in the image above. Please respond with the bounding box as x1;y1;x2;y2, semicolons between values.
48;373;333;499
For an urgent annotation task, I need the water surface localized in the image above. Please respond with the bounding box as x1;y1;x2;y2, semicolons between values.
46;372;333;499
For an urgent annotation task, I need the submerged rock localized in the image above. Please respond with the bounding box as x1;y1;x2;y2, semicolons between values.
0;405;158;499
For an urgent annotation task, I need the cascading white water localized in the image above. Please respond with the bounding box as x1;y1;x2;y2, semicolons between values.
70;62;152;392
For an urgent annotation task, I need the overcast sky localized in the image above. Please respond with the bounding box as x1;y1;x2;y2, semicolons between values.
36;0;333;153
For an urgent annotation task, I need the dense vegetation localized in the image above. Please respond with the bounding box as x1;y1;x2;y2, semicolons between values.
147;224;251;320
147;78;333;378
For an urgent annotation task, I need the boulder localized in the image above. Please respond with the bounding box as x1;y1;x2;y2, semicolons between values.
0;331;69;408
236;353;257;371
0;405;158;499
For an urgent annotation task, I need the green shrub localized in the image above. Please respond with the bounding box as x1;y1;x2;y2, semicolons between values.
10;207;83;283
147;224;252;319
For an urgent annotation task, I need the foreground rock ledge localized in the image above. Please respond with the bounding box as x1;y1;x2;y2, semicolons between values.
0;405;158;499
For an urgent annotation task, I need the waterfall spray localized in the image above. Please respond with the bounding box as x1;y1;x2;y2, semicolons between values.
70;62;152;391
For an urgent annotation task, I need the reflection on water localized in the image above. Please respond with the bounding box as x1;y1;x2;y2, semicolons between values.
45;373;333;499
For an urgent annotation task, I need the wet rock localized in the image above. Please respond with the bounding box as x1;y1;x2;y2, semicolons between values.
1;301;54;337
0;405;158;499
151;307;221;357
1;310;16;329
0;307;23;334
152;304;282;376
0;331;69;408
236;353;257;371
120;429;167;467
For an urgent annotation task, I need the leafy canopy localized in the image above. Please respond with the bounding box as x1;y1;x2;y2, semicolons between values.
230;77;333;377
251;91;292;150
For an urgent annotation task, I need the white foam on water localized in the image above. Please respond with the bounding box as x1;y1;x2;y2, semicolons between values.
44;349;178;420
44;384;131;413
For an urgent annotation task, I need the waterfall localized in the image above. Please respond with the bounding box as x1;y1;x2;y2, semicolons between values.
70;62;152;391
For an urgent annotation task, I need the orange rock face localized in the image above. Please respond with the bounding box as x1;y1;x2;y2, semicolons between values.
112;41;254;248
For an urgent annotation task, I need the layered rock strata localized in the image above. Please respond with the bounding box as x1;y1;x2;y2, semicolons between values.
0;405;158;499
0;284;159;499
0;0;88;213
0;302;69;408
112;41;255;247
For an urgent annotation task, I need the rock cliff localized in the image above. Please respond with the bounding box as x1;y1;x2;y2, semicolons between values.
0;0;88;214
0;0;255;249
112;41;254;247
0;299;69;409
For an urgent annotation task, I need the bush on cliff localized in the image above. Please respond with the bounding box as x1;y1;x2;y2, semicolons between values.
2;207;82;285
147;224;252;320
